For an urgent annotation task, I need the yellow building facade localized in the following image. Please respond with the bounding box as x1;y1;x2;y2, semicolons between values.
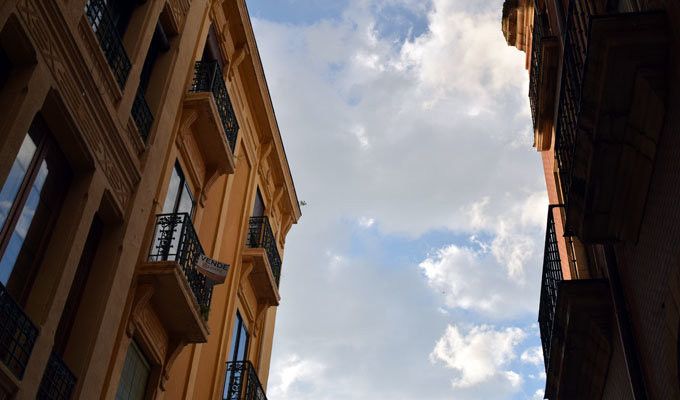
0;0;299;399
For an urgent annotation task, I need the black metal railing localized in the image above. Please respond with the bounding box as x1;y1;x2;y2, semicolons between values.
554;0;606;214
0;282;38;379
224;361;267;400
246;216;282;286
538;206;565;372
529;5;546;127
132;88;153;142
37;352;77;400
190;61;239;152
84;0;132;88
148;213;228;319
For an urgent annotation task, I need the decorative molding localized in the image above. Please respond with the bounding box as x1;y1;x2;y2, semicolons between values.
16;0;141;214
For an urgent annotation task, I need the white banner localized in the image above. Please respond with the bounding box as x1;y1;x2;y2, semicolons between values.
196;254;228;283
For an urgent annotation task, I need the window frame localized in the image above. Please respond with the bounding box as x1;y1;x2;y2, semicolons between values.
0;117;71;303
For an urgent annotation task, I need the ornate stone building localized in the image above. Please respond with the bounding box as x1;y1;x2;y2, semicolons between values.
503;0;678;399
0;0;300;399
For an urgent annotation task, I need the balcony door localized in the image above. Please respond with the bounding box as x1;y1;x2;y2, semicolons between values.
162;162;194;217
252;189;264;217
223;312;249;399
0;117;71;302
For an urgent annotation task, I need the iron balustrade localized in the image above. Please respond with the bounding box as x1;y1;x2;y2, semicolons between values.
148;213;228;319
84;0;132;88
554;0;607;219
0;282;38;380
190;61;239;152
37;352;77;400
224;361;267;400
246;217;282;287
538;206;564;372
132;88;153;142
528;5;546;127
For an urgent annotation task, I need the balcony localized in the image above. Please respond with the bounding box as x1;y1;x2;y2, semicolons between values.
538;208;613;399
224;361;268;400
554;4;668;243
180;61;237;183
37;352;76;400
189;61;239;152
84;0;131;88
242;217;281;306
0;282;38;381
132;88;153;143
138;213;229;342
528;7;559;151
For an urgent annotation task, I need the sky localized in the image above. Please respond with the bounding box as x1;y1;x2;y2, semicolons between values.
244;1;549;399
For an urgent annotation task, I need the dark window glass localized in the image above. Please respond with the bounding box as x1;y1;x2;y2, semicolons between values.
0;48;11;90
138;23;170;94
0;118;71;302
252;189;264;217
53;216;103;356
202;25;224;69
107;0;137;37
115;341;150;400
223;312;249;397
162;163;194;216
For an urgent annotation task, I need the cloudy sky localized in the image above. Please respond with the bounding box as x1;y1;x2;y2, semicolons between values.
245;1;548;399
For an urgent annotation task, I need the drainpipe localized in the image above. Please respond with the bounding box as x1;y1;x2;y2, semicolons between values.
603;244;648;399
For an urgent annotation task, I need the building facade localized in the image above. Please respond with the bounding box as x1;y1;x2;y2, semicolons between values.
502;0;679;399
0;0;300;399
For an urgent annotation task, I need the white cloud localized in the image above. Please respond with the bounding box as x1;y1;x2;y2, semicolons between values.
358;216;375;227
532;389;546;400
430;324;526;388
269;354;326;398
520;347;544;366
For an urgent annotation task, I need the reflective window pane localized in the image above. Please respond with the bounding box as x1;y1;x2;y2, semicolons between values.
0;134;37;230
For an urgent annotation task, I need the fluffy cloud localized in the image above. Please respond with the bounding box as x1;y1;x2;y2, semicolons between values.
269;354;327;398
430;324;526;388
520;347;544;366
419;191;547;317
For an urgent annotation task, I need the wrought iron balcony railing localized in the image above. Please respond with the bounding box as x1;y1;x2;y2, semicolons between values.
0;282;38;380
538;206;564;372
132;88;153;142
246;216;282;286
84;0;132;88
190;61;239;152
554;0;606;223
37;352;77;400
528;5;546;128
148;213;228;319
224;361;267;400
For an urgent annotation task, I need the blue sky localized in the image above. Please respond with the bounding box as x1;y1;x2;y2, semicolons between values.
246;1;548;399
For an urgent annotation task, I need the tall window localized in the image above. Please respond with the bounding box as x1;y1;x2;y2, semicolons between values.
252;189;264;217
115;341;151;400
223;312;249;398
0;117;71;302
138;22;170;94
162;162;194;216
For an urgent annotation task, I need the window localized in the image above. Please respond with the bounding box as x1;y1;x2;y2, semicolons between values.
0;47;10;90
115;341;150;400
162;162;194;216
53;216;103;356
0;117;71;302
252;189;264;217
223;312;249;398
138;22;170;95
